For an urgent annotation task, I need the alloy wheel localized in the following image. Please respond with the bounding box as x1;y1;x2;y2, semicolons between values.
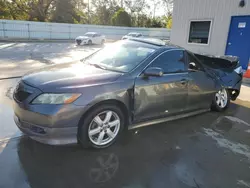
88;110;120;146
215;88;228;108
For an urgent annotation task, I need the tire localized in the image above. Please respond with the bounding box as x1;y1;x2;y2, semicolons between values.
211;88;230;112
88;40;92;45
101;39;105;45
78;104;125;149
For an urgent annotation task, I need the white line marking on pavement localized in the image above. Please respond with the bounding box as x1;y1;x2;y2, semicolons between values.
0;43;15;50
203;128;250;159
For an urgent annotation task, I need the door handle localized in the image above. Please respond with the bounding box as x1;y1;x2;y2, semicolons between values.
180;79;187;85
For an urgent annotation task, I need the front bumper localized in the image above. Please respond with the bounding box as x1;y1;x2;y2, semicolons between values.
76;39;87;45
14;115;78;145
13;98;87;145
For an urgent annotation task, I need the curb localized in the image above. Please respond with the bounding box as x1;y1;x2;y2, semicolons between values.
243;77;250;84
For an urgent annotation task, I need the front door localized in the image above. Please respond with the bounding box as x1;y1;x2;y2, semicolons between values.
226;16;250;70
187;52;216;110
133;50;189;122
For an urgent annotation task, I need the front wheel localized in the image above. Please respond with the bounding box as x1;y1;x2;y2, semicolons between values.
88;40;92;45
211;88;230;111
78;104;125;149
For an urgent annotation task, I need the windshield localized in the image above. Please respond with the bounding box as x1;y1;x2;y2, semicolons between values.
84;33;94;37
128;33;138;37
84;41;155;73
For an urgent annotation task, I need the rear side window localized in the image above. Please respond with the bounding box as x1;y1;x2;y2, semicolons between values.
150;50;186;73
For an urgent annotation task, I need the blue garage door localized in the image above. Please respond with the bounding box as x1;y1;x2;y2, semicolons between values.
225;16;250;70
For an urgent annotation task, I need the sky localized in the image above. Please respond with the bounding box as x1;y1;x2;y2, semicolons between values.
147;0;167;17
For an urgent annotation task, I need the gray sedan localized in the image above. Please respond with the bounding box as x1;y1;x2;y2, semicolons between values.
13;39;242;148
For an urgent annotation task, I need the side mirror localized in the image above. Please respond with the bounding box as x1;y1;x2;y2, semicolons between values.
144;67;164;77
189;62;197;70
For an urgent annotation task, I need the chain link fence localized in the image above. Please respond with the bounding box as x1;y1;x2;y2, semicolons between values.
0;20;171;41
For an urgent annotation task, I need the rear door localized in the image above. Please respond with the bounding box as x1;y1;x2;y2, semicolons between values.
96;34;102;44
186;52;216;111
134;50;189;122
92;34;98;44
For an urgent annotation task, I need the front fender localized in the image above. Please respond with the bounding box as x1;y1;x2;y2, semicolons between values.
73;80;134;111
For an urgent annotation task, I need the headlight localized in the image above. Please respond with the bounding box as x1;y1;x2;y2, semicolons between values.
32;93;81;104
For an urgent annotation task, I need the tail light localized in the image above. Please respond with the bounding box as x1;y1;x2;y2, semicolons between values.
234;66;243;74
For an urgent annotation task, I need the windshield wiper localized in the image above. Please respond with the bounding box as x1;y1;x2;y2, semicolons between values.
89;63;107;70
88;63;126;73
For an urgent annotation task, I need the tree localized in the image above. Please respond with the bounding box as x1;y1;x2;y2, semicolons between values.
151;17;163;28
0;0;55;21
0;0;171;28
166;14;172;28
14;0;55;21
111;8;131;26
162;0;173;16
0;0;13;19
137;14;152;27
52;0;74;23
124;0;149;27
91;0;120;25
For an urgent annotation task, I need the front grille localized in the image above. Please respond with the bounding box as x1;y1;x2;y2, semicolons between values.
76;39;82;45
14;83;32;102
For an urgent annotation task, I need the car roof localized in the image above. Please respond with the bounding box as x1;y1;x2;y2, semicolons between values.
128;32;141;35
85;32;98;34
128;38;180;50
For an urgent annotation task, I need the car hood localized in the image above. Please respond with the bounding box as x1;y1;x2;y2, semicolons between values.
76;36;89;40
22;62;123;92
123;35;132;38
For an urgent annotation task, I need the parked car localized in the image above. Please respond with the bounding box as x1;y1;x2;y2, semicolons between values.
122;32;143;40
13;38;242;149
75;32;105;45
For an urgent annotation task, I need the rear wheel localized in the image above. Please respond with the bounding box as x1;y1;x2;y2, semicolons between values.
78;104;125;149
211;88;230;111
101;39;105;45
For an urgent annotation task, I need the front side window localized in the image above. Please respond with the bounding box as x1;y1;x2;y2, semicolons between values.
188;21;211;44
150;50;186;74
84;33;94;37
128;33;137;37
84;41;156;73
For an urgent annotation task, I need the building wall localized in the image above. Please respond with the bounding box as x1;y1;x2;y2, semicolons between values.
171;0;250;55
0;20;171;41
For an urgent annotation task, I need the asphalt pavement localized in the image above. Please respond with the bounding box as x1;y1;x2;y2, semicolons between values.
0;42;104;79
1;42;250;188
